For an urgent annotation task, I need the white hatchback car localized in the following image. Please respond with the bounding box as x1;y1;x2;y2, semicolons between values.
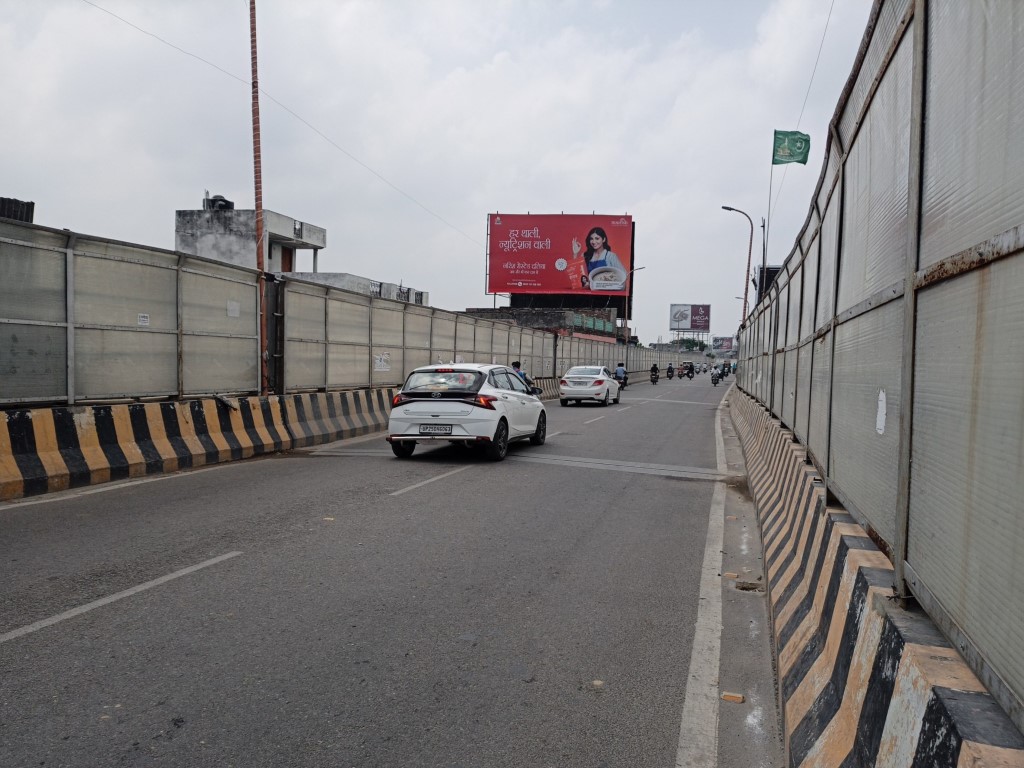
558;365;621;406
386;363;547;461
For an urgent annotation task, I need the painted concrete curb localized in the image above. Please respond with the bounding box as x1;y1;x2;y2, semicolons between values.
0;390;396;501
729;390;1024;767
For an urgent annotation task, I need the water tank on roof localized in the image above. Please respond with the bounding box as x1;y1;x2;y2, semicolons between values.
203;194;234;211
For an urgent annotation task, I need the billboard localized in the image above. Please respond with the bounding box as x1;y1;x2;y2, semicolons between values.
712;336;735;352
669;304;711;331
488;214;634;295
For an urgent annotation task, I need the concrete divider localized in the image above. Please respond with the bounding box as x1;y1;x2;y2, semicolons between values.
729;390;1024;766
0;389;396;502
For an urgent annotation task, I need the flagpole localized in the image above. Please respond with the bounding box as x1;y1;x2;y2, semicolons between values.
765;162;774;276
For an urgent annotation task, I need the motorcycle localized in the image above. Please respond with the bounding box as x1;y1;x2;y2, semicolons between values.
666;368;675;380
650;370;660;385
711;371;720;386
615;374;629;390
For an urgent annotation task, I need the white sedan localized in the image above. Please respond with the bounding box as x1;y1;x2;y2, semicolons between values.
558;365;621;406
386;363;546;461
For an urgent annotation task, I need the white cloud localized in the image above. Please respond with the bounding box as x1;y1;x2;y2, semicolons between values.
0;0;872;339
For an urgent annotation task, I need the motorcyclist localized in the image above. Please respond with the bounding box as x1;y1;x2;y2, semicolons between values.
614;362;628;389
650;363;659;376
666;363;674;378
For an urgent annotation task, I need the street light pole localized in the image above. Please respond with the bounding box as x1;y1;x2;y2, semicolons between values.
722;206;754;321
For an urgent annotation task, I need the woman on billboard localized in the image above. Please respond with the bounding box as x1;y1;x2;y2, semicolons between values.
572;227;626;290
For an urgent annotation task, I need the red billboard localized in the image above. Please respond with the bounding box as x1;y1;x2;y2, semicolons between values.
669;304;711;332
488;214;634;295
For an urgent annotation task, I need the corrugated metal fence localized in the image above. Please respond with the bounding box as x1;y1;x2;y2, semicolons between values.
737;0;1024;729
1;219;678;406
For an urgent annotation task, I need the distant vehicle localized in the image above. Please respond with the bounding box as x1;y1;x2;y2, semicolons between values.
681;361;695;379
559;365;621;406
387;363;546;461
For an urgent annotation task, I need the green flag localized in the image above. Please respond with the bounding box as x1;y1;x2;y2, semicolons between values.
772;130;810;165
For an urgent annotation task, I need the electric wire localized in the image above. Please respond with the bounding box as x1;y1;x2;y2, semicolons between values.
769;0;838;227
79;0;481;247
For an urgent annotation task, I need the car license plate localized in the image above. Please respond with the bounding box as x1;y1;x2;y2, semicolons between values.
570;379;588;386
419;424;452;435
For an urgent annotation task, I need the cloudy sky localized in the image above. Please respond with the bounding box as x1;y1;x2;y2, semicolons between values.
2;0;872;343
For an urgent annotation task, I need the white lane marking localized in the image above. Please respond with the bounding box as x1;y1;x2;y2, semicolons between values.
675;396;729;767
0;551;243;645
617;406;633;412
1;464;234;509
583;416;605;424
390;465;470;496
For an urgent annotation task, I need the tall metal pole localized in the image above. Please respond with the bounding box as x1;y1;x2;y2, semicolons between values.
250;0;268;394
722;206;754;319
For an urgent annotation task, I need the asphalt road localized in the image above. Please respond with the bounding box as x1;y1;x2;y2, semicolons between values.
0;373;781;768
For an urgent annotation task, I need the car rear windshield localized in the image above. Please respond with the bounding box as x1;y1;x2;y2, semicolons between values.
403;370;484;392
566;367;602;376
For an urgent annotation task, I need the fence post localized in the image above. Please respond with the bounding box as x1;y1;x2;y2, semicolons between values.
64;232;77;405
176;254;185;399
893;0;928;600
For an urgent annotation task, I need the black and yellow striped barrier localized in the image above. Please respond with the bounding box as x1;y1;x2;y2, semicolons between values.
730;390;1024;767
0;390;396;501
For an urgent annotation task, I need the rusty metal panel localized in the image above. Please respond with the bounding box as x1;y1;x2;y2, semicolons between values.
828;300;903;546
817;198;840;329
837;0;911;149
286;340;326;390
909;256;1024;708
492;324;509;360
790;265;804;345
919;3;1024;269
181;271;257;336
0;323;66;402
507;327;522;362
808;332;832;465
455;316;474;353
801;234;820;337
402;306;430;349
772;350;785;417
76;328;177;398
182;336;257;394
370;302;403;347
285;288;326;343
431;311;457;354
837;33;913;314
75;254;176;330
474;321;493;355
327;343;370;388
370;347;404;388
794;341;813;442
1;240;66;323
781;348;798;430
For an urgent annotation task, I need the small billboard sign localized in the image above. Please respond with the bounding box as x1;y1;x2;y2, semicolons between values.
669;304;711;332
712;336;735;352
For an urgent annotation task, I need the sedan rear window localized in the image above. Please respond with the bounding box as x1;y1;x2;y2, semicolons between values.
566;367;602;376
404;370;483;392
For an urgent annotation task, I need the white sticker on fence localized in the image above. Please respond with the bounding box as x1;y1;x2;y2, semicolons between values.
876;389;887;435
226;300;240;318
137;313;150;327
374;352;392;371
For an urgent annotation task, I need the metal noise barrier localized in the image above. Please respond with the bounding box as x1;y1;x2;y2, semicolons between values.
729;390;1024;767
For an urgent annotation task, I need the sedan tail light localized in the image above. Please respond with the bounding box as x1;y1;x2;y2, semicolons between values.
592;379;605;386
559;379;568;386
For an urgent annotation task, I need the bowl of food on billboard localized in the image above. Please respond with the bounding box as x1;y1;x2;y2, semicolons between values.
588;266;627;291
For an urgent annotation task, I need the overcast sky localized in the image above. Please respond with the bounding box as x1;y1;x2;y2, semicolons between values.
2;0;872;343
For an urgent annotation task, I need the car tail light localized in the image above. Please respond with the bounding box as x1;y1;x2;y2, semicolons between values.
559;379;568;386
469;394;498;410
392;393;411;407
593;379;605;386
